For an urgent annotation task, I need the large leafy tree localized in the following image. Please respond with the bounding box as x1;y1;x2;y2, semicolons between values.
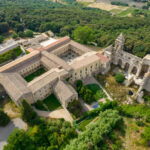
0;22;9;34
64;110;123;150
4;129;35;150
20;99;37;124
73;26;94;44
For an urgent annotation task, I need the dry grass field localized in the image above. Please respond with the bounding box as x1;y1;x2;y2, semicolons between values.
88;2;128;11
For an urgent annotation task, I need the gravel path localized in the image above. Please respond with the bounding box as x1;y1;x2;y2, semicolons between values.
34;108;73;123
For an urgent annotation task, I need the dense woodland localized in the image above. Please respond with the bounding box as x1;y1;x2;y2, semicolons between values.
0;0;150;57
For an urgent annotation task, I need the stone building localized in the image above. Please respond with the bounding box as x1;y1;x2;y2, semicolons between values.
103;33;150;93
0;36;110;107
0;39;18;54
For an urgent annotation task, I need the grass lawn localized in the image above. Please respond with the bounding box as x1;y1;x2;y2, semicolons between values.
0;46;22;64
78;116;96;131
86;84;107;101
43;94;62;111
33;100;47;111
24;67;46;82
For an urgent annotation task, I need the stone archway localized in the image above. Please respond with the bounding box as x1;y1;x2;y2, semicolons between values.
124;63;130;72
118;59;122;67
131;66;137;75
139;64;149;78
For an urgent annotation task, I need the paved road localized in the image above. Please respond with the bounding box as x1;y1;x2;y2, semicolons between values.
0;118;27;150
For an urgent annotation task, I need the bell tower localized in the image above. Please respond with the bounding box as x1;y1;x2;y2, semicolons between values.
115;33;125;51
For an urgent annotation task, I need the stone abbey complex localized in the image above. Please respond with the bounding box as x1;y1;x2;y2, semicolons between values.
0;34;149;107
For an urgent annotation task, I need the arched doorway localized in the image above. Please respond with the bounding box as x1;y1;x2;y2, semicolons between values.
131;66;137;75
124;63;130;72
139;65;149;78
118;59;122;67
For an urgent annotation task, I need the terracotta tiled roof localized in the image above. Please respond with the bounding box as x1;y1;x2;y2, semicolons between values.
38;36;70;51
27;48;35;53
96;53;109;63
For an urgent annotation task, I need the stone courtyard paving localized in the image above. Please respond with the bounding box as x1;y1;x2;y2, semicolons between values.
0;118;27;150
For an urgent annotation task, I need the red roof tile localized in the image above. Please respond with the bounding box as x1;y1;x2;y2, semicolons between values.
37;36;70;51
96;53;109;63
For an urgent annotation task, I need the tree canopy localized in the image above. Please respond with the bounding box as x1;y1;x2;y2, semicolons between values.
73;26;94;44
0;0;150;58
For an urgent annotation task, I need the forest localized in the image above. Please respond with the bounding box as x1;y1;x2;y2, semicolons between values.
0;0;150;58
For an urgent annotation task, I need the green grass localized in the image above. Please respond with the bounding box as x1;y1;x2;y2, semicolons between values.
86;84;107;101
24;67;46;82
118;7;134;17
78;116;96;131
0;46;22;64
33;100;47;111
43;94;62;111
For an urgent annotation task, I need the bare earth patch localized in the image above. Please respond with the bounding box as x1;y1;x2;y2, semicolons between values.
88;2;128;11
3;102;21;119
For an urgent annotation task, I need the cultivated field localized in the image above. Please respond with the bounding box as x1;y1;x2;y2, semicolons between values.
79;0;146;15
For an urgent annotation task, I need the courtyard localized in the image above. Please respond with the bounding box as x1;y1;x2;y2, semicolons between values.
60;50;79;63
34;94;62;112
43;94;62;111
24;67;46;82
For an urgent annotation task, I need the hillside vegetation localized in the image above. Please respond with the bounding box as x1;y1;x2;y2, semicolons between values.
0;0;150;58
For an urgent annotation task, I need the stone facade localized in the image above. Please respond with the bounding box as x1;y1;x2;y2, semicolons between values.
103;33;150;93
0;36;110;107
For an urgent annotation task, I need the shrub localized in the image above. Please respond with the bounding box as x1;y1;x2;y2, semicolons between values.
111;1;128;6
65;110;123;150
20;99;37;124
0;35;4;43
34;100;47;111
141;126;150;147
115;73;125;83
25;30;33;37
146;115;150;123
0;109;10;126
67;100;84;118
136;120;145;127
12;33;18;39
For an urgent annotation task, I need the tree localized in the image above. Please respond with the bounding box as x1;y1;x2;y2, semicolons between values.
25;30;33;37
0;22;9;34
20;99;37;124
115;73;125;83
15;24;24;33
18;31;25;38
12;32;18;39
73;26;94;44
64;110;123;150
0;109;10;126
4;129;35;150
0;36;4;43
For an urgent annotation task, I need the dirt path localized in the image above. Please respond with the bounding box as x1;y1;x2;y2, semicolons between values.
34;108;73;123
